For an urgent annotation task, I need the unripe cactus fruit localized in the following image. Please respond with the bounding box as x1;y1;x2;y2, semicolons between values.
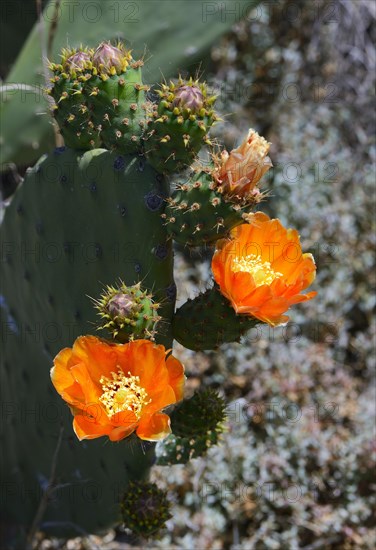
145;77;219;173
86;42;149;154
48;47;101;149
94;281;161;342
173;286;258;350
163;130;272;246
164;168;253;246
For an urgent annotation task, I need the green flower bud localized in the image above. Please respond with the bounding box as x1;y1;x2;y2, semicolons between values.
93;281;161;343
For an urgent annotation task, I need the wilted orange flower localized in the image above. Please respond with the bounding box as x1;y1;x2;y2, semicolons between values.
214;129;272;200
212;212;317;326
51;336;185;442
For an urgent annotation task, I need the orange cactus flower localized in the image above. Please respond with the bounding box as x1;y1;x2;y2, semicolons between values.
214;129;272;200
212;212;317;326
51;336;185;442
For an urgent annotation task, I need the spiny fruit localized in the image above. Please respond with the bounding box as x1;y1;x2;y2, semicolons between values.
87;42;149;154
163;168;257;246
145;77;219;173
48;46;101;149
93;281;161;342
172;286;258;350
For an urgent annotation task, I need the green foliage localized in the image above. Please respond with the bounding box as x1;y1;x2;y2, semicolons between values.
0;0;36;77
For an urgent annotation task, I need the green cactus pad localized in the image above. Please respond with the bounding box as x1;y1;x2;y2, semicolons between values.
173;286;258;350
93;281;161;342
164;169;248;246
48;47;101;149
120;480;171;538
145;78;218;173
156;389;226;465
0;147;174;537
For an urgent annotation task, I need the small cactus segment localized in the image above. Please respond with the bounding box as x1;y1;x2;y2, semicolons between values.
156;389;226;465
93;281;161;342
121;481;172;537
48;43;148;153
173;287;258;350
48;47;101;149
87;43;149;154
145;77;218;173
164;168;249;246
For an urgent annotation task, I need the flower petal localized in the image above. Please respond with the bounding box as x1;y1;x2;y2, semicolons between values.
136;412;171;441
51;348;85;405
71;335;119;383
73;413;113;441
166;354;185;401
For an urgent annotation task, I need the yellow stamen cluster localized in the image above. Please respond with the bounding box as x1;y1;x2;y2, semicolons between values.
232;254;283;286
99;369;151;418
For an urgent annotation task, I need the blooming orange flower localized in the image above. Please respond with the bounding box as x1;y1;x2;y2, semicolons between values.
214;129;272;200
212;212;317;326
51;336;185;442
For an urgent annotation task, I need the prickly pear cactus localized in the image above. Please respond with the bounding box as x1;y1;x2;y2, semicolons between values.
0;40;317;546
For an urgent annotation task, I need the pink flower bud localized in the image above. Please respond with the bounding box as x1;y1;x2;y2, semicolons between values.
65;51;91;71
173;85;204;111
107;293;135;318
93;43;124;72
